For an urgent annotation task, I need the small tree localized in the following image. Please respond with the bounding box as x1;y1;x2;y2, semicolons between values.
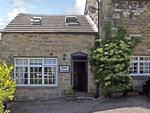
68;85;74;95
88;21;142;97
89;86;95;94
0;60;17;113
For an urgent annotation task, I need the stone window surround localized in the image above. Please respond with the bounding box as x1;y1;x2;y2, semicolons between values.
129;56;150;76
14;58;58;87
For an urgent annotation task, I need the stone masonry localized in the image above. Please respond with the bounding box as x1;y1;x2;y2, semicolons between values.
85;0;150;91
1;33;96;101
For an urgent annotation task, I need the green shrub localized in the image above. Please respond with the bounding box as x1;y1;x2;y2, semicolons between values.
89;86;95;94
88;21;142;97
68;85;74;95
0;60;17;113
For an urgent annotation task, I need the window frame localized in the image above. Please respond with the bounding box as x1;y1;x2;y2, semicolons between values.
129;56;150;76
14;58;58;87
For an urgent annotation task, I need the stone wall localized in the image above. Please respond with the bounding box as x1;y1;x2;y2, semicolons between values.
85;0;150;91
1;33;96;101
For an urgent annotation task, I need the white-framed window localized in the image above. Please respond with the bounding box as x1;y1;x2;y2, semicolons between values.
129;56;150;76
14;58;58;86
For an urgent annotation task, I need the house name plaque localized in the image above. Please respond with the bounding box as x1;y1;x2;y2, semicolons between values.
59;65;70;73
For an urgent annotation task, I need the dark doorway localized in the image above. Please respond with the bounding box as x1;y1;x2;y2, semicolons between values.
73;61;87;92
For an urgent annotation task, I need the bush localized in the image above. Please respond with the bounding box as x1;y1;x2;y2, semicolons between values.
88;21;141;97
68;85;74;95
89;86;95;94
0;60;17;113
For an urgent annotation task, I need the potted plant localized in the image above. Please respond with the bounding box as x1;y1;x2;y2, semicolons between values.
67;85;74;98
126;85;138;96
88;86;95;97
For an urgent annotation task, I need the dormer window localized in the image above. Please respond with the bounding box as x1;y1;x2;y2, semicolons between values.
65;16;79;25
31;17;42;25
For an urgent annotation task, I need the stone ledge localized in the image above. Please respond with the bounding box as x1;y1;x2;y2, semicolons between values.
67;96;94;101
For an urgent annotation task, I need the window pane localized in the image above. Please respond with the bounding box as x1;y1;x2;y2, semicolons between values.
20;79;25;84
48;67;52;72
24;73;28;78
134;57;138;60
23;59;28;65
16;59;20;65
30;67;33;72
53;73;56;78
39;79;42;84
44;67;52;73
49;79;52;84
145;57;148;60
145;63;148;69
44;79;48;84
16;73;19;77
30;73;33;78
53;79;56;84
53;67;56;72
30;79;33;84
129;62;138;74
44;59;48;64
30;59;41;65
39;67;42;72
24;79;28;84
16;67;19;72
20;73;24;78
39;59;42;65
53;59;56;64
140;57;143;60
34;79;38;84
48;73;52;79
44;73;47;77
48;59;52;64
20;59;24;65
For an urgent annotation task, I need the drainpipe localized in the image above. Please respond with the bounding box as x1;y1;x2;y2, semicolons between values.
95;0;102;98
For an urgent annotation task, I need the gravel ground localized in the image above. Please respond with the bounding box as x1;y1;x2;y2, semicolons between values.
9;95;150;113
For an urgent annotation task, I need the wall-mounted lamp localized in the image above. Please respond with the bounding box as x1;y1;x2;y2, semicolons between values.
63;53;67;60
49;53;53;55
8;54;13;62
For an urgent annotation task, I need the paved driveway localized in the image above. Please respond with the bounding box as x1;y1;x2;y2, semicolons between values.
9;95;150;113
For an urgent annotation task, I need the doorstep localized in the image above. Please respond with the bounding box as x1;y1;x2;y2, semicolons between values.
67;96;94;101
67;92;95;101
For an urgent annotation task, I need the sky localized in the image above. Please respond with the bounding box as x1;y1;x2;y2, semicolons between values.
0;0;86;29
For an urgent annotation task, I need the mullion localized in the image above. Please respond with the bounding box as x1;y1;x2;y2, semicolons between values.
52;67;53;84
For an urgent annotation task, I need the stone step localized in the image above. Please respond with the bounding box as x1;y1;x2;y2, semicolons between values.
67;96;94;101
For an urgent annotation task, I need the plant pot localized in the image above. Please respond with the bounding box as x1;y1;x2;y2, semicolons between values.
67;94;74;98
110;92;123;98
88;93;95;97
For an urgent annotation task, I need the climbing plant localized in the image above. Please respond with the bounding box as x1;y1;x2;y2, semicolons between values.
88;21;142;97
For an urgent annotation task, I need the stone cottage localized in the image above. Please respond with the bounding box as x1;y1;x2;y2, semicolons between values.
0;13;98;101
85;0;150;91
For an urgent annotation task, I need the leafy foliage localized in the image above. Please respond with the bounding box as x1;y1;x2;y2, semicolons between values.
89;86;95;94
88;21;142;97
0;60;17;113
68;85;74;95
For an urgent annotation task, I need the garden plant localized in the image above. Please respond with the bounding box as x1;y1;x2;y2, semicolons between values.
88;21;142;97
0;60;17;113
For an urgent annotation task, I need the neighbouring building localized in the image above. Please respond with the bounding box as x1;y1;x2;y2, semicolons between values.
0;13;98;101
85;0;150;91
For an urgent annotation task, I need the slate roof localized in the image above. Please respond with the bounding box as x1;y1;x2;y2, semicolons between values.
1;13;98;34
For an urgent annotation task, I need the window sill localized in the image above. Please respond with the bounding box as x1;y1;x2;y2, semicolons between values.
129;74;150;77
16;85;58;88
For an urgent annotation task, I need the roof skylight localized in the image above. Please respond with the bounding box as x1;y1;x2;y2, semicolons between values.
31;17;42;25
65;16;79;25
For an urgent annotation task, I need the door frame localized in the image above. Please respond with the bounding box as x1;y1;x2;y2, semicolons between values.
71;52;88;92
